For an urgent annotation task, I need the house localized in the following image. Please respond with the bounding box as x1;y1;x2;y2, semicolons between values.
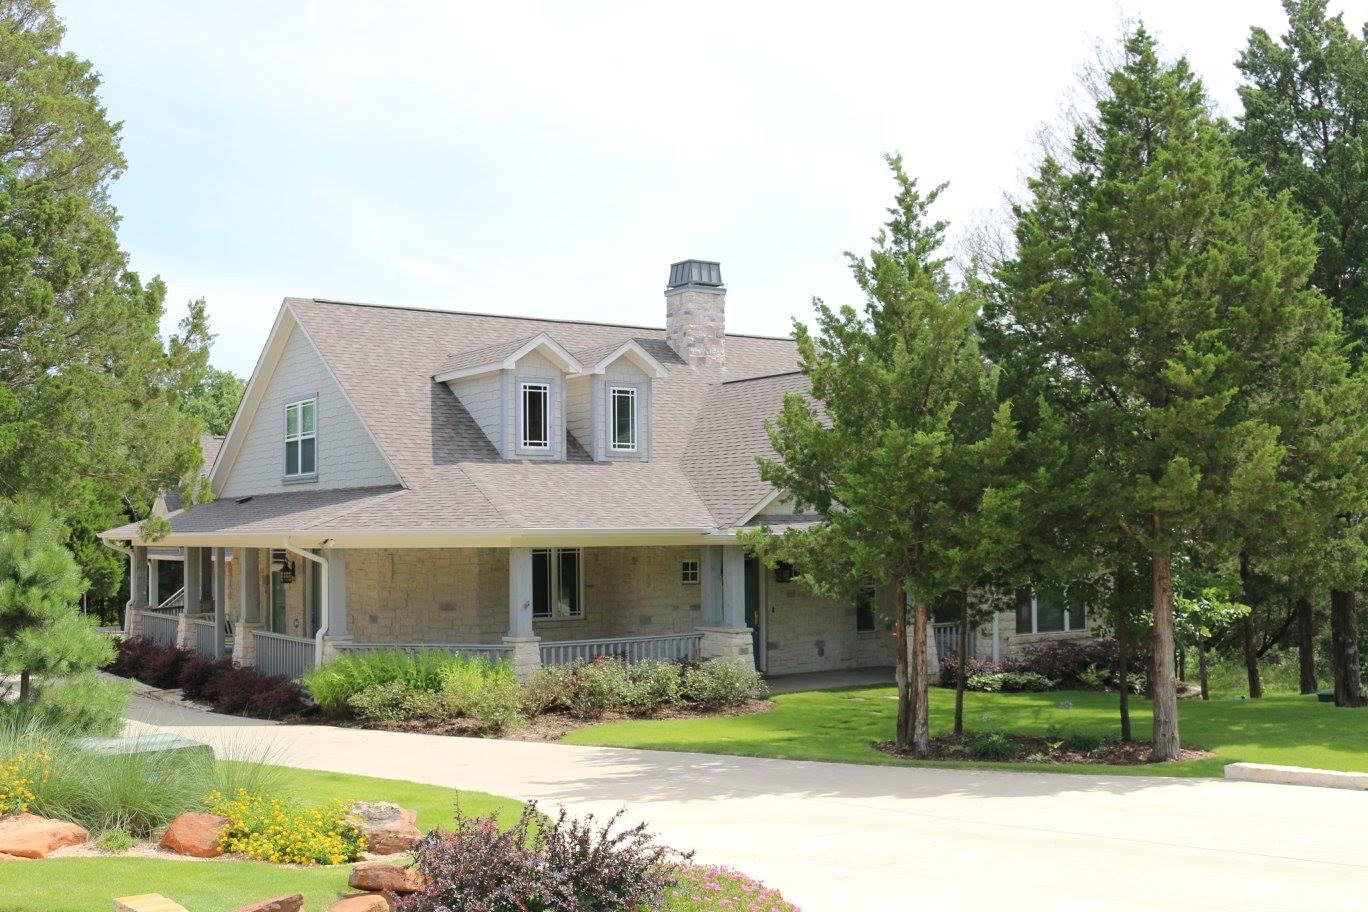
100;260;1094;681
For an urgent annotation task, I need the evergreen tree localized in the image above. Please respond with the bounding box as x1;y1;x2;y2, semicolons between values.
744;156;1020;755
991;28;1341;758
0;496;111;701
1237;0;1368;706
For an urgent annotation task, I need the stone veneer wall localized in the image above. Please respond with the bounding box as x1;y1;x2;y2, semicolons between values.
762;571;898;675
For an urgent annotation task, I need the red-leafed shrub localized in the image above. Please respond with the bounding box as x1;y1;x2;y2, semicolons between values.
105;638;303;720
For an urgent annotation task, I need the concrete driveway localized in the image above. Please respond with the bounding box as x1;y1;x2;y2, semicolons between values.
126;694;1368;912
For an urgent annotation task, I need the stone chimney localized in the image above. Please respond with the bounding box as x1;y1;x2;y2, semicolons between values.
664;259;725;365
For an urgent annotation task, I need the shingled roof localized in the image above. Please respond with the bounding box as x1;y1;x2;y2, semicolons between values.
108;297;809;543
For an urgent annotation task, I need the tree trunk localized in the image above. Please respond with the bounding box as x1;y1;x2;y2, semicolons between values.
912;591;932;756
1239;552;1262;699
1297;596;1317;694
1197;640;1210;701
894;572;912;748
1330;588;1366;707
1150;524;1181;761
1117;609;1132;742
18;670;30;703
954;591;968;736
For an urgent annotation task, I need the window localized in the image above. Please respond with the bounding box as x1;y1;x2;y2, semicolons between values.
1015;587;1086;634
284;398;317;478
855;585;877;632
609;386;637;452
681;560;700;584
521;382;550;450
532;548;582;619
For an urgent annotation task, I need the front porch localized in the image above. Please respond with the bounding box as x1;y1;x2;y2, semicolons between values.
123;543;790;681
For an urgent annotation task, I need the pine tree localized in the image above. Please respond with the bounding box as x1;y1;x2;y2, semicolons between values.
992;28;1341;758
743;155;1020;755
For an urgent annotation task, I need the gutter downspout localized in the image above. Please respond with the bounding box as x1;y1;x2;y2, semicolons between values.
282;539;328;666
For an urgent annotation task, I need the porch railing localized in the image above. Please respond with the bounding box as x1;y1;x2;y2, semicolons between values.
539;633;703;667
140;610;181;649
932;622;975;669
253;630;317;679
331;642;512;661
192;616;224;656
155;586;186;612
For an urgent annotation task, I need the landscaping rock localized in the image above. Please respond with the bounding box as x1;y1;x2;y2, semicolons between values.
113;895;191;912
349;862;424;894
159;811;229;858
0;812;89;858
327;895;391;912
231;894;305;912
348;801;421;854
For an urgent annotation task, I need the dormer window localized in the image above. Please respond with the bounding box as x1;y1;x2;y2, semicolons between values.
609;386;637;452
520;382;550;450
284;397;317;479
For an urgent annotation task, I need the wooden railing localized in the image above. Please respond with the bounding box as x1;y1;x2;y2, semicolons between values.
253;630;317;679
539;633;703;667
192;617;224;657
932;622;975;669
332;642;511;661
140;610;181;649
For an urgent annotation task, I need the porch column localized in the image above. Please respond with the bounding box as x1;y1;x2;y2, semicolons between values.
502;547;541;681
697;545;753;663
233;548;262;666
199;548;214;613
212;547;228;658
699;546;723;626
183;547;202;616
126;545;149;636
147;556;160;609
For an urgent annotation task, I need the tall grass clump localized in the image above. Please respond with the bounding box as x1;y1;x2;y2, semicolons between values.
0;673;130;736
303;649;511;716
0;717;282;837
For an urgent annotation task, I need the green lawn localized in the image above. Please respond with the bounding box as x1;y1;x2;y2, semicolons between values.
0;763;522;912
562;686;1368;777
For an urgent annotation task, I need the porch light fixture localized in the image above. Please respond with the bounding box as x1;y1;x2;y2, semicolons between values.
775;562;796;583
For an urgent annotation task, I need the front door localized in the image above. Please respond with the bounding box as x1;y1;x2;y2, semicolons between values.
744;556;763;672
270;568;287;634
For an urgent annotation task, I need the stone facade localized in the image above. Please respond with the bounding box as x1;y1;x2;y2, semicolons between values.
760;570;899;675
664;286;725;365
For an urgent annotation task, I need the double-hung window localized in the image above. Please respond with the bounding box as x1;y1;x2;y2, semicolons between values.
284;398;317;478
1015;587;1086;634
609;386;637;452
521;382;550;450
532;548;583;619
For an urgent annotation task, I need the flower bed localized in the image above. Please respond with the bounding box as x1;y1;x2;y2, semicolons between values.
875;729;1213;765
104;638;304;719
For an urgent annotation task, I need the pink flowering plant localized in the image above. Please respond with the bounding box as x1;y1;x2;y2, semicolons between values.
668;864;801;912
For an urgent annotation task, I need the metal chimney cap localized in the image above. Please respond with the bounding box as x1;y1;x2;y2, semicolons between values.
667;259;723;289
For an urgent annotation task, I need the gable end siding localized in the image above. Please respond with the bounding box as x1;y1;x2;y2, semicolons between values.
220;325;399;498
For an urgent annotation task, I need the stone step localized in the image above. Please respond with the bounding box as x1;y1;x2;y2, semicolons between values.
113;895;191;912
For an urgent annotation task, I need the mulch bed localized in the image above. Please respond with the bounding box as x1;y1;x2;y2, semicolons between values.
329;699;775;742
874;732;1213;766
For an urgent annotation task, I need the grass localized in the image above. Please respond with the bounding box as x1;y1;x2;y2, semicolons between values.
562;685;1368;777
0;762;525;912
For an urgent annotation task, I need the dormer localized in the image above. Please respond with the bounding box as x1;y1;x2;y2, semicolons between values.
566;340;669;461
434;333;583;460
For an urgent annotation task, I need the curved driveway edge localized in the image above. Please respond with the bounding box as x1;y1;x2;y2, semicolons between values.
126;694;1368;912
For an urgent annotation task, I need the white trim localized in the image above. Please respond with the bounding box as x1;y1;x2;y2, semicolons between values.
735;489;783;527
433;333;585;383
608;385;637;452
531;546;584;620
575;340;669;379
283;396;318;479
519;381;551;450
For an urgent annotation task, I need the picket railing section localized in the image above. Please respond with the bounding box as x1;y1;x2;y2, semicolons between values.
192;617;224;656
539;633;703;667
156;586;186;612
140;610;181;648
932;622;975;669
253;630;317;679
332;642;511;661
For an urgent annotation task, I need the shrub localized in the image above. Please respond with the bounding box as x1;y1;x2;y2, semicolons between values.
966;671;1056;693
209;788;365;865
682;660;767;709
349;681;422;722
937;654;997;688
459;676;526;733
302;650;511;717
0;743;50;815
523;664;576;716
671;864;800;912
397;802;681;912
966;729;1017;761
94;827;134;853
564;658;632;719
622;661;684;714
178;654;234;702
141;642;194;689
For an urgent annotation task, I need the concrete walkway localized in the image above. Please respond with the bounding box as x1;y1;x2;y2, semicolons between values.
126;695;1368;912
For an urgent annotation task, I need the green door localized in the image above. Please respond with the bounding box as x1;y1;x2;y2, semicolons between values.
744;556;762;671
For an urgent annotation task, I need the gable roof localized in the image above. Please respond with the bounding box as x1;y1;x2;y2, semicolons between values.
432;332;584;383
107;297;803;544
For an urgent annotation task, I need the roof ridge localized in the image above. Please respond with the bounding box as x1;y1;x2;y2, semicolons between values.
295;297;794;342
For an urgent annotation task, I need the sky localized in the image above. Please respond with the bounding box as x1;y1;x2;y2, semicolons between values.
57;0;1368;379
